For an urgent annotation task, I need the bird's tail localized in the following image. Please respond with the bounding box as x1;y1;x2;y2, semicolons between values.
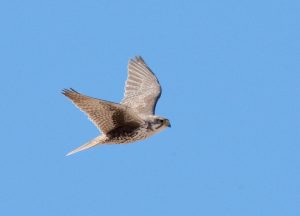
66;135;106;156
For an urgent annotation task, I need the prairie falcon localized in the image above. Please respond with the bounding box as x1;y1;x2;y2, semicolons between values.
63;56;170;156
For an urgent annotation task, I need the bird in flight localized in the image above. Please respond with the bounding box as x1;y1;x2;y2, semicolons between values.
62;56;170;156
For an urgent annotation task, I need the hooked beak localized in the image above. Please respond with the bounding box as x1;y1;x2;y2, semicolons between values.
164;119;171;128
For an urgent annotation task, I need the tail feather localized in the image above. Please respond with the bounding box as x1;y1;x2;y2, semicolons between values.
66;135;106;156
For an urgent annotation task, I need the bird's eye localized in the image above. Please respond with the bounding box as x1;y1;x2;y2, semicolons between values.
156;119;162;123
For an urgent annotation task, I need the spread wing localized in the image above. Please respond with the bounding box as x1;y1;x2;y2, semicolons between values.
121;56;162;116
62;88;143;134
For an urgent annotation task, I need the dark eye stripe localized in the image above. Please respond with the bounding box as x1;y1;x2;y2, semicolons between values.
155;124;163;130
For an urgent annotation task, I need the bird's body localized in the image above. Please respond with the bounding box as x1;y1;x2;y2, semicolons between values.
63;56;170;156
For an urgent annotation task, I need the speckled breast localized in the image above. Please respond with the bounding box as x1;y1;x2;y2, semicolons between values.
105;125;149;144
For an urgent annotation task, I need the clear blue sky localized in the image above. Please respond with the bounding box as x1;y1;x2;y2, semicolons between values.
0;0;299;215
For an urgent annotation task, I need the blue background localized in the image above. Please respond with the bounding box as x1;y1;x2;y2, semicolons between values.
1;0;299;215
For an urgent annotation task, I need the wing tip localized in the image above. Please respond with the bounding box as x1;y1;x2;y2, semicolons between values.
61;88;79;96
130;56;145;64
135;55;143;61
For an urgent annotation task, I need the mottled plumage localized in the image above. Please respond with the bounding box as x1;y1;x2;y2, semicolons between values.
62;56;170;156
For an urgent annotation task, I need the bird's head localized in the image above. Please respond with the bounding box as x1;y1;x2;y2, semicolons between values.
148;116;171;131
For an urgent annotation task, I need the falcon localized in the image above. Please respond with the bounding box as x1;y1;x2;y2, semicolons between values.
62;56;170;156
